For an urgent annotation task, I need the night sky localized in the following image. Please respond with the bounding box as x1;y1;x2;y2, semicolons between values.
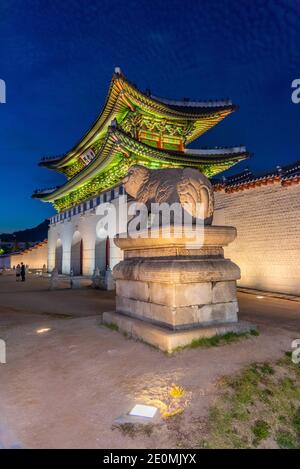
1;0;300;232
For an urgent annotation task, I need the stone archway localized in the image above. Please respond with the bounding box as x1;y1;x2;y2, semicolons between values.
71;231;83;276
55;239;63;274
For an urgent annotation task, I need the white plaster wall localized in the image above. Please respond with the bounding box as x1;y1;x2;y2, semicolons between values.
48;224;57;272
5;242;48;270
215;182;300;295
47;197;126;276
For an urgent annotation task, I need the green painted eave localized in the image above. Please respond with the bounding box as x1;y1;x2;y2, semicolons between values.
34;126;248;211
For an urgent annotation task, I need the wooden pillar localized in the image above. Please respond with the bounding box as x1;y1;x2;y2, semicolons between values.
157;134;163;149
80;239;83;276
106;236;110;270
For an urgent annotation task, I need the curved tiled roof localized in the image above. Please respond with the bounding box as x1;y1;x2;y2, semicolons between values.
39;68;236;171
33;125;248;204
213;159;300;192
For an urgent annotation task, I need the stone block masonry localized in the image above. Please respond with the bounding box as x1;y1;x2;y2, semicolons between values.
115;280;238;329
0;240;48;270
104;225;254;352
214;181;300;295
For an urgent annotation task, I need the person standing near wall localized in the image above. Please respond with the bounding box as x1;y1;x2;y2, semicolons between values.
16;264;21;281
20;262;26;282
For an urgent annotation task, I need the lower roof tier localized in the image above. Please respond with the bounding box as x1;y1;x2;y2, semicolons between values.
33;125;249;212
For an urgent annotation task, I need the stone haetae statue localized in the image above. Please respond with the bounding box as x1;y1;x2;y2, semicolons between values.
122;164;214;224
104;164;254;352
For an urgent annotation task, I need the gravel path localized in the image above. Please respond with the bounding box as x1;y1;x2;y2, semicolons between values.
0;274;299;448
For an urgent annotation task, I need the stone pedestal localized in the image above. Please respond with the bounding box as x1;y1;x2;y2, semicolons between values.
70;276;92;289
105;268;116;291
92;268;116;290
103;226;255;352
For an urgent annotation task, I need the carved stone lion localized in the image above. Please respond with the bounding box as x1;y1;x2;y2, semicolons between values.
122;165;214;224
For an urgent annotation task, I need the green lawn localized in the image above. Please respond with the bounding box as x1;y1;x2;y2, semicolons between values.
199;353;300;448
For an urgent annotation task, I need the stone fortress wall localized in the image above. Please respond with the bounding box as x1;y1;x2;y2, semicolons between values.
3;160;300;298
0;240;48;270
213;161;300;296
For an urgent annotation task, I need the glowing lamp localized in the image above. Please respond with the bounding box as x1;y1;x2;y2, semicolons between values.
36;328;51;334
129;404;157;419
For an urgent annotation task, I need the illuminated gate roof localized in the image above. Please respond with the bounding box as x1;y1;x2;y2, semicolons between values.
33;68;249;211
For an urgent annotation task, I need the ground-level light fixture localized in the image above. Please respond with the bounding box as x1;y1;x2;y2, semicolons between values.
36;328;51;334
129;404;157;419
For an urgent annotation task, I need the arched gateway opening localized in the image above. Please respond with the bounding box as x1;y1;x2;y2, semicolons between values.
71;231;83;276
55;239;63;274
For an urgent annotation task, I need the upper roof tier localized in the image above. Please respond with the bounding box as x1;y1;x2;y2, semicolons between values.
39;67;236;178
33;123;249;212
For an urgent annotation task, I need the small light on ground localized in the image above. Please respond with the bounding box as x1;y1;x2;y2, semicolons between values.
129;404;157;418
36;328;51;334
256;295;264;299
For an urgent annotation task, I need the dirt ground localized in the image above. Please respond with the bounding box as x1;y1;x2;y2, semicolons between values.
0;273;299;448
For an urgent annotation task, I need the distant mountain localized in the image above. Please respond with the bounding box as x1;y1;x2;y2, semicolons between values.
0;219;49;242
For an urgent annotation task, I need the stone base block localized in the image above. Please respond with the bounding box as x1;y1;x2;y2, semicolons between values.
70;277;92;289
49;276;71;290
103;311;256;353
105;269;116;291
92;270;116;291
116;295;238;329
115;279;238;329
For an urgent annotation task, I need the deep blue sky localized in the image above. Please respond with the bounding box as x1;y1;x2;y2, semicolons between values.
1;0;300;232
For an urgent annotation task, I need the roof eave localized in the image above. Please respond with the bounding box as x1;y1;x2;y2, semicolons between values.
37;70;237;170
34;127;249;203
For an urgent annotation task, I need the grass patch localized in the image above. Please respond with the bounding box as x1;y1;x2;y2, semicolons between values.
293;413;300;433
276;430;298;449
103;322;119;332
113;422;154;438
199;354;300;448
174;329;258;352
252;420;270;443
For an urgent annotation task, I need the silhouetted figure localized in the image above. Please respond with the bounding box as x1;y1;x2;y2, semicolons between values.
20;263;26;282
16;264;21;282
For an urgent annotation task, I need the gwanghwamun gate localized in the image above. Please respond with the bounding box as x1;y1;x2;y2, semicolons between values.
2;68;300;296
